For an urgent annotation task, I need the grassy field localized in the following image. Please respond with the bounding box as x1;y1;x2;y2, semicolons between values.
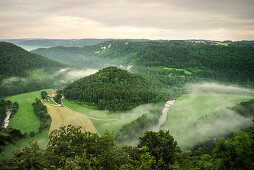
62;99;156;134
45;103;97;133
161;93;254;147
144;66;193;75
43;99;57;105
0;130;49;159
163;67;192;75
6;89;54;133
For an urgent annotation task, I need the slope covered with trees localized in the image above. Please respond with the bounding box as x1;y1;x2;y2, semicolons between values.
64;67;166;111
0;42;63;78
0;42;65;97
33;40;254;86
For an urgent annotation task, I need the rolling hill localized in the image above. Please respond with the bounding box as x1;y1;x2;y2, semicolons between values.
64;67;166;111
0;42;63;78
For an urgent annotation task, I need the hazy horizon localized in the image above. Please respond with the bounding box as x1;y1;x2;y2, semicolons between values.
1;38;253;41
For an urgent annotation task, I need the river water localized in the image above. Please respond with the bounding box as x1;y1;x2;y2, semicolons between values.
152;100;175;132
2;110;11;128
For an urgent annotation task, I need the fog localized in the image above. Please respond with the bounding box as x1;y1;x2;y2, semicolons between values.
161;82;254;148
187;82;254;95
53;68;98;83
0;68;98;97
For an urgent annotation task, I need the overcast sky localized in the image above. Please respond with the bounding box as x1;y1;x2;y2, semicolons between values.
0;0;254;40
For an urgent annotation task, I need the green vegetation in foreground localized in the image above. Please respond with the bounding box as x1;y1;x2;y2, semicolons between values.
0;130;48;159
62;98;158;134
2;122;254;169
6;89;54;134
161;93;254;147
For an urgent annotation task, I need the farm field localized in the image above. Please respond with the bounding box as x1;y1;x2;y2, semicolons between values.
161;93;254;147
6;89;54;133
62;99;159;134
45;103;97;133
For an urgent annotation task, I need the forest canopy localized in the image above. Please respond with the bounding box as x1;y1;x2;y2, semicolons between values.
64;67;166;111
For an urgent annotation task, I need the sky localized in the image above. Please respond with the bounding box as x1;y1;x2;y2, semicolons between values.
0;0;254;40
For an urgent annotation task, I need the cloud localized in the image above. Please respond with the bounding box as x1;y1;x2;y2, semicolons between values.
0;0;254;40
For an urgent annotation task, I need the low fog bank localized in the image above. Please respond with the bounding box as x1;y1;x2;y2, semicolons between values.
53;68;98;85
115;103;164;146
0;68;98;97
187;82;254;96
162;82;254;149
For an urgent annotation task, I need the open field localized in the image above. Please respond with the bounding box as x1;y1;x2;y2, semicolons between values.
161;93;254;147
0;130;49;159
62;99;158;134
163;67;192;75
45;103;97;133
43;99;56;105
6;89;54;133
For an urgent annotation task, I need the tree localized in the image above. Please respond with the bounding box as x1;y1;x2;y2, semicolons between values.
11;142;44;170
214;121;254;169
40;91;48;99
29;131;35;137
138;130;181;167
45;125;118;169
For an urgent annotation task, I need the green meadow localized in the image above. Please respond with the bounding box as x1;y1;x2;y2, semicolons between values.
161;93;254;147
6;89;54;133
62;99;157;134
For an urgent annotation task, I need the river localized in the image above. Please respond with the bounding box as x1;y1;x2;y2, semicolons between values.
2;110;11;128
152;100;175;132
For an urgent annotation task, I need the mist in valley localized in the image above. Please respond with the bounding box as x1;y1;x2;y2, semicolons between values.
0;67;98;97
161;82;254;148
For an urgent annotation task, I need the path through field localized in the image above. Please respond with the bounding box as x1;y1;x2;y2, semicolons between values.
44;103;98;134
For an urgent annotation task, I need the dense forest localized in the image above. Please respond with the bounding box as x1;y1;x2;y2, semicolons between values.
0;42;65;98
33;40;254;86
64;67;167;111
1;121;253;169
0;42;63;78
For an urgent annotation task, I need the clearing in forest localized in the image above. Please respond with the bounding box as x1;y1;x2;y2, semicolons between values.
45;103;98;134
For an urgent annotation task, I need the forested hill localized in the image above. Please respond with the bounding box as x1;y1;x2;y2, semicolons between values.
64;67;166;111
33;40;254;85
0;42;63;78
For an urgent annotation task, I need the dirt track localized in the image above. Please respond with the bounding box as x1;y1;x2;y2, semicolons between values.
44;103;98;134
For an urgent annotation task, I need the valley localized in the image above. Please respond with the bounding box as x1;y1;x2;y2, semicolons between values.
1;0;254;168
0;40;254;169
